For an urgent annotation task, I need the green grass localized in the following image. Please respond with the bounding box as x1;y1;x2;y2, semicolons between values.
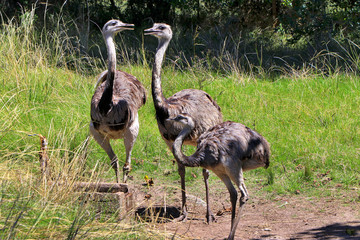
1;9;360;239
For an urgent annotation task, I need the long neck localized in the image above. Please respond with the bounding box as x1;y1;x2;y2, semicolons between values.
98;34;116;115
172;127;202;167
105;34;117;86
152;38;170;108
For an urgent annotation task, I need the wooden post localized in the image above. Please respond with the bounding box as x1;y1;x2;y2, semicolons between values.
38;134;49;181
35;134;133;219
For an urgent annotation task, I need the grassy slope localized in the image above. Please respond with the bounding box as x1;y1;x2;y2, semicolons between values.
2;64;359;238
0;16;359;239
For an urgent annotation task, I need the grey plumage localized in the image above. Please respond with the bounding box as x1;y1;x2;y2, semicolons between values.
144;23;223;222
90;20;146;183
170;114;270;240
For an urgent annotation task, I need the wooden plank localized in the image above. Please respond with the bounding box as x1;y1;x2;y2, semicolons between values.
34;135;129;194
51;181;129;193
73;182;129;193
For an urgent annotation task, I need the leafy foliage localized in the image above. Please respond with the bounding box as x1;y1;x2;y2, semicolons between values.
279;0;360;43
1;1;359;45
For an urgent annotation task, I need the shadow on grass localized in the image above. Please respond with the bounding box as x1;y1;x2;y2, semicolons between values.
254;221;360;240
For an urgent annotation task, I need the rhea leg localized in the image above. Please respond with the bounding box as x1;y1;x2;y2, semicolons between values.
123;114;139;183
90;122;120;183
228;169;249;240
167;140;187;222
217;174;238;240
203;168;216;223
228;184;248;240
174;162;188;222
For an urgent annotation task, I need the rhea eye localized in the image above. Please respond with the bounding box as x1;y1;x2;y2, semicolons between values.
111;21;117;26
158;26;165;30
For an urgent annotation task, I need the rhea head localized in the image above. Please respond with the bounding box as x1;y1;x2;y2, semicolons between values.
102;19;134;37
168;113;195;130
144;23;173;40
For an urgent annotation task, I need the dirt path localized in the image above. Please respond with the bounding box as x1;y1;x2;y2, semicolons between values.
133;184;360;239
160;196;360;239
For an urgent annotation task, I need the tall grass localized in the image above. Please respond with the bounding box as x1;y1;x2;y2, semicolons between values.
0;8;164;239
0;7;359;239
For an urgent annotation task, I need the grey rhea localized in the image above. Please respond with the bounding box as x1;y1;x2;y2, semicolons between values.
90;20;146;183
144;23;223;222
170;113;270;240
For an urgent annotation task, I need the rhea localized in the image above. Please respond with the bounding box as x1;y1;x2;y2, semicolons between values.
170;114;270;240
90;20;146;183
144;23;223;222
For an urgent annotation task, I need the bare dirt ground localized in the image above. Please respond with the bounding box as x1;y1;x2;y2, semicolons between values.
131;182;360;240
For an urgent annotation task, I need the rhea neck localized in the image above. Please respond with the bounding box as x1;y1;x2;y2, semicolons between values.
172;125;202;167
152;37;171;108
104;33;117;85
98;32;117;115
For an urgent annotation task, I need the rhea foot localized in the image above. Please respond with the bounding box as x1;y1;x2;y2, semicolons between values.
123;164;131;183
206;211;217;223
173;210;188;222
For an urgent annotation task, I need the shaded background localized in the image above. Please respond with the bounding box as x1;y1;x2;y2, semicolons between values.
1;0;359;74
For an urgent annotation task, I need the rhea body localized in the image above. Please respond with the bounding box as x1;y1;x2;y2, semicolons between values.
170;114;270;240
90;20;146;183
144;23;223;222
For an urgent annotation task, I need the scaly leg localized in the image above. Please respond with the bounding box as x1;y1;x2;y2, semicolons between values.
174;162;188;222
228;170;248;240
216;173;238;240
123;114;139;183
90;122;120;183
166;141;188;222
203;168;216;223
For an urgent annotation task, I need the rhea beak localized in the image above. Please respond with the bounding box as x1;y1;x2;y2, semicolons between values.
119;23;135;31
144;27;158;36
168;115;186;122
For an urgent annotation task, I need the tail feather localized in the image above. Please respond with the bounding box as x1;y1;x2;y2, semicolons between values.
263;137;271;169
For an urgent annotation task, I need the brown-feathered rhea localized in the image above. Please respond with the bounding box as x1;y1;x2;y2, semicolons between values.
90;20;146;183
170;113;270;240
144;23;223;222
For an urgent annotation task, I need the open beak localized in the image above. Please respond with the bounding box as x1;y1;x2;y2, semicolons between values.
144;27;158;35
119;23;134;31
